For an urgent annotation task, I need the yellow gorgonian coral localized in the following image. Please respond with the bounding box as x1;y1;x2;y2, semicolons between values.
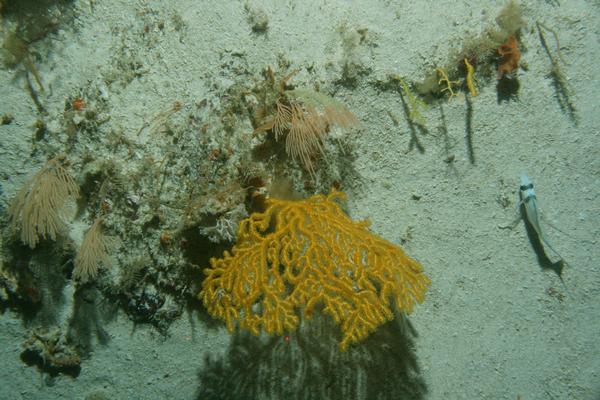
199;189;430;350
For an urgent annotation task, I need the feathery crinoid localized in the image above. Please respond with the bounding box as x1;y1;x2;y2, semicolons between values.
257;86;358;175
8;156;79;248
74;218;115;283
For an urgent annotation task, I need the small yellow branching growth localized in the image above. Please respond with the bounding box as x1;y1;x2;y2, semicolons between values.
464;58;478;97
392;75;428;126
200;189;430;350
436;67;460;98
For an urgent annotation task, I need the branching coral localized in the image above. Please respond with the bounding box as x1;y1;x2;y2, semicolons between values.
200;189;430;350
536;21;577;123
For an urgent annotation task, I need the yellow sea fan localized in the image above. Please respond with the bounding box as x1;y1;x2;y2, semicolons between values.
200;189;430;350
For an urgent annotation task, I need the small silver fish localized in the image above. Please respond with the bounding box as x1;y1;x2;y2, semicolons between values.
519;173;564;261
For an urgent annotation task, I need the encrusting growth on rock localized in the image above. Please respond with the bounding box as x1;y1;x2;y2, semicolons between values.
200;189;430;350
497;35;521;79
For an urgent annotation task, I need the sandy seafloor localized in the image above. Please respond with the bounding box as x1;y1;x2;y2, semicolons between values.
1;0;599;399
